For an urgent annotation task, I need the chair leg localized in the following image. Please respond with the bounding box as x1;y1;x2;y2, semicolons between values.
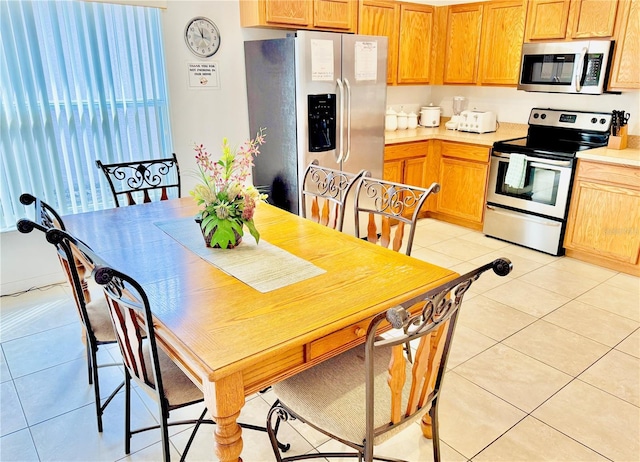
124;372;132;455
180;407;208;462
266;400;292;461
430;400;441;462
90;344;103;432
160;404;171;462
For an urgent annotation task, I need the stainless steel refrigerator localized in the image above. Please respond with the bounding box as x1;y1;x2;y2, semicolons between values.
244;30;388;218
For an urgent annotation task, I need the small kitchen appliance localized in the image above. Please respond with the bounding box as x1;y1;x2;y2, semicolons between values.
419;105;440;127
445;96;466;130
518;40;614;94
483;108;612;255
457;110;497;133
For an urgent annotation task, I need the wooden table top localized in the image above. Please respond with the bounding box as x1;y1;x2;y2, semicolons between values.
63;198;457;385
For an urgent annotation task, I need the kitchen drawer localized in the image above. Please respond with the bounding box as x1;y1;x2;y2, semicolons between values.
576;160;640;188
441;141;490;162
307;319;370;360
384;141;430;161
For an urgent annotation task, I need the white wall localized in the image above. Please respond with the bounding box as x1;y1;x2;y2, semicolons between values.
1;0;638;295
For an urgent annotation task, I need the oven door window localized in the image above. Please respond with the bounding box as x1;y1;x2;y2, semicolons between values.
494;160;561;206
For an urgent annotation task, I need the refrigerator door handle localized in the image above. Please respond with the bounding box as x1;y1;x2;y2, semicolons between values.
344;78;351;163
336;79;345;163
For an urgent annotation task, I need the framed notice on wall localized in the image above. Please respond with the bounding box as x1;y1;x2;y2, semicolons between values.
188;62;220;89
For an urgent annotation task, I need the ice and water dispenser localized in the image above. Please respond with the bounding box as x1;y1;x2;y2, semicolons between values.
308;94;336;152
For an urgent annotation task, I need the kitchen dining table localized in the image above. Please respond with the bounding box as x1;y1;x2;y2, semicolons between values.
63;197;457;461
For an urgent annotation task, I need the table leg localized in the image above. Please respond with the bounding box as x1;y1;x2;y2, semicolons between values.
421;412;433;439
203;372;246;462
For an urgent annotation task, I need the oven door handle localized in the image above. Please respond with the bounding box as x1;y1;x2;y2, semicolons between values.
486;205;563;227
492;153;572;168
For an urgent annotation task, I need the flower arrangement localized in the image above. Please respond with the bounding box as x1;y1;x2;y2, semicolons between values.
190;128;267;249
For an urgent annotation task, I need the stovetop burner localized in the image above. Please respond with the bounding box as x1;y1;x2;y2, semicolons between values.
494;108;612;160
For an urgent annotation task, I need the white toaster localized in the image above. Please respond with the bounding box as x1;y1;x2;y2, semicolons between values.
457;110;497;133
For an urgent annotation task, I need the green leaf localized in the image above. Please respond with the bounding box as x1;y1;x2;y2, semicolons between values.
245;219;260;244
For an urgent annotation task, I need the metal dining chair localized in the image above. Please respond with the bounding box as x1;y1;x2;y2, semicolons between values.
16;193;123;433
96;154;181;207
354;177;440;256
45;227;272;461
301;160;369;232
266;258;513;462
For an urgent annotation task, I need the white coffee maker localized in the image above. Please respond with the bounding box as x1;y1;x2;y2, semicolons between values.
445;96;466;130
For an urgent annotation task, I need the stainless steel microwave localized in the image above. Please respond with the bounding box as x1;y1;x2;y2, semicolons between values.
518;40;614;94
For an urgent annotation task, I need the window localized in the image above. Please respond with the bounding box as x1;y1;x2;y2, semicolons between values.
0;0;173;231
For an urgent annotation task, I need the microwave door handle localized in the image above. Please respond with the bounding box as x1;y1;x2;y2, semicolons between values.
575;46;588;92
336;79;344;163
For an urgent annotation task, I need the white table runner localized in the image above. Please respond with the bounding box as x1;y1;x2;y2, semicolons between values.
154;217;326;293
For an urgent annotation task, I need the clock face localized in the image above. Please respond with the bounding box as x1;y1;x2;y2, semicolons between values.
184;17;220;58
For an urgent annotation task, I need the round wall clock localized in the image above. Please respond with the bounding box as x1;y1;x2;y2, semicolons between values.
184;16;221;58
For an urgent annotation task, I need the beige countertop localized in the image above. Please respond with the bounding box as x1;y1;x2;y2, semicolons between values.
386;123;640;167
576;145;640;167
384;123;528;147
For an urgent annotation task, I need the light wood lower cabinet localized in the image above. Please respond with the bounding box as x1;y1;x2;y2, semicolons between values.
383;141;436;217
432;141;490;230
564;160;640;276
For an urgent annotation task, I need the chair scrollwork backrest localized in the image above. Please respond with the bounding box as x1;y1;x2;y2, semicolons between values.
354;177;440;256
96;153;181;207
363;258;512;460
301;159;369;232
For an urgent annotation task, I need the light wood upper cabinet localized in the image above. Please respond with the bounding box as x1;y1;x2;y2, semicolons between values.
240;0;357;32
314;0;358;31
609;0;640;89
478;0;526;85
358;0;399;84
397;3;436;84
568;0;619;38
524;0;619;41
359;1;437;85
442;3;483;84
524;0;571;40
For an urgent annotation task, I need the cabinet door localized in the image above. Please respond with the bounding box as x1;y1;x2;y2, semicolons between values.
565;180;640;265
436;157;488;224
568;0;618;39
265;0;313;27
524;0;571;41
404;157;426;188
609;0;640;89
383;160;404;184
443;3;483;84
398;3;435;84
478;0;525;85
359;0;399;84
315;0;357;32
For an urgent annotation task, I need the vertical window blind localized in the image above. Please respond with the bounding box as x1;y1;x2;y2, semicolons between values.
0;0;173;231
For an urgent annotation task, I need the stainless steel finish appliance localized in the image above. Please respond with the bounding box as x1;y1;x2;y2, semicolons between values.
484;108;612;255
244;31;388;218
518;40;614;94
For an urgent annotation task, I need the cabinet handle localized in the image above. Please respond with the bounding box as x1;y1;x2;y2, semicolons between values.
354;327;366;337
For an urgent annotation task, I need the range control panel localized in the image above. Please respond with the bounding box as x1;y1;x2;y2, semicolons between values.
528;108;612;133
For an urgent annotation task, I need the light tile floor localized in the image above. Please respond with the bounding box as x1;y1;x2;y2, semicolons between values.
1;218;639;461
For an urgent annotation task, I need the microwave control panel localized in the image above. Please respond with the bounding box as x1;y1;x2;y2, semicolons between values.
583;53;604;86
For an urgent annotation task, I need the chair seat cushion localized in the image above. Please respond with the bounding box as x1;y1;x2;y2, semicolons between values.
140;343;204;409
272;343;428;446
85;296;116;343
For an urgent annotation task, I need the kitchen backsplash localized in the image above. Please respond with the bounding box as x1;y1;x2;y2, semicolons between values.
387;85;640;136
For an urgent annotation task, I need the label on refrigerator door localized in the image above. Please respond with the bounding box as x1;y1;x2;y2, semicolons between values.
354;41;378;82
311;39;334;81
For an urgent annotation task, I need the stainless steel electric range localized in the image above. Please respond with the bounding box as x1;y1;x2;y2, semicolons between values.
484;108;612;256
